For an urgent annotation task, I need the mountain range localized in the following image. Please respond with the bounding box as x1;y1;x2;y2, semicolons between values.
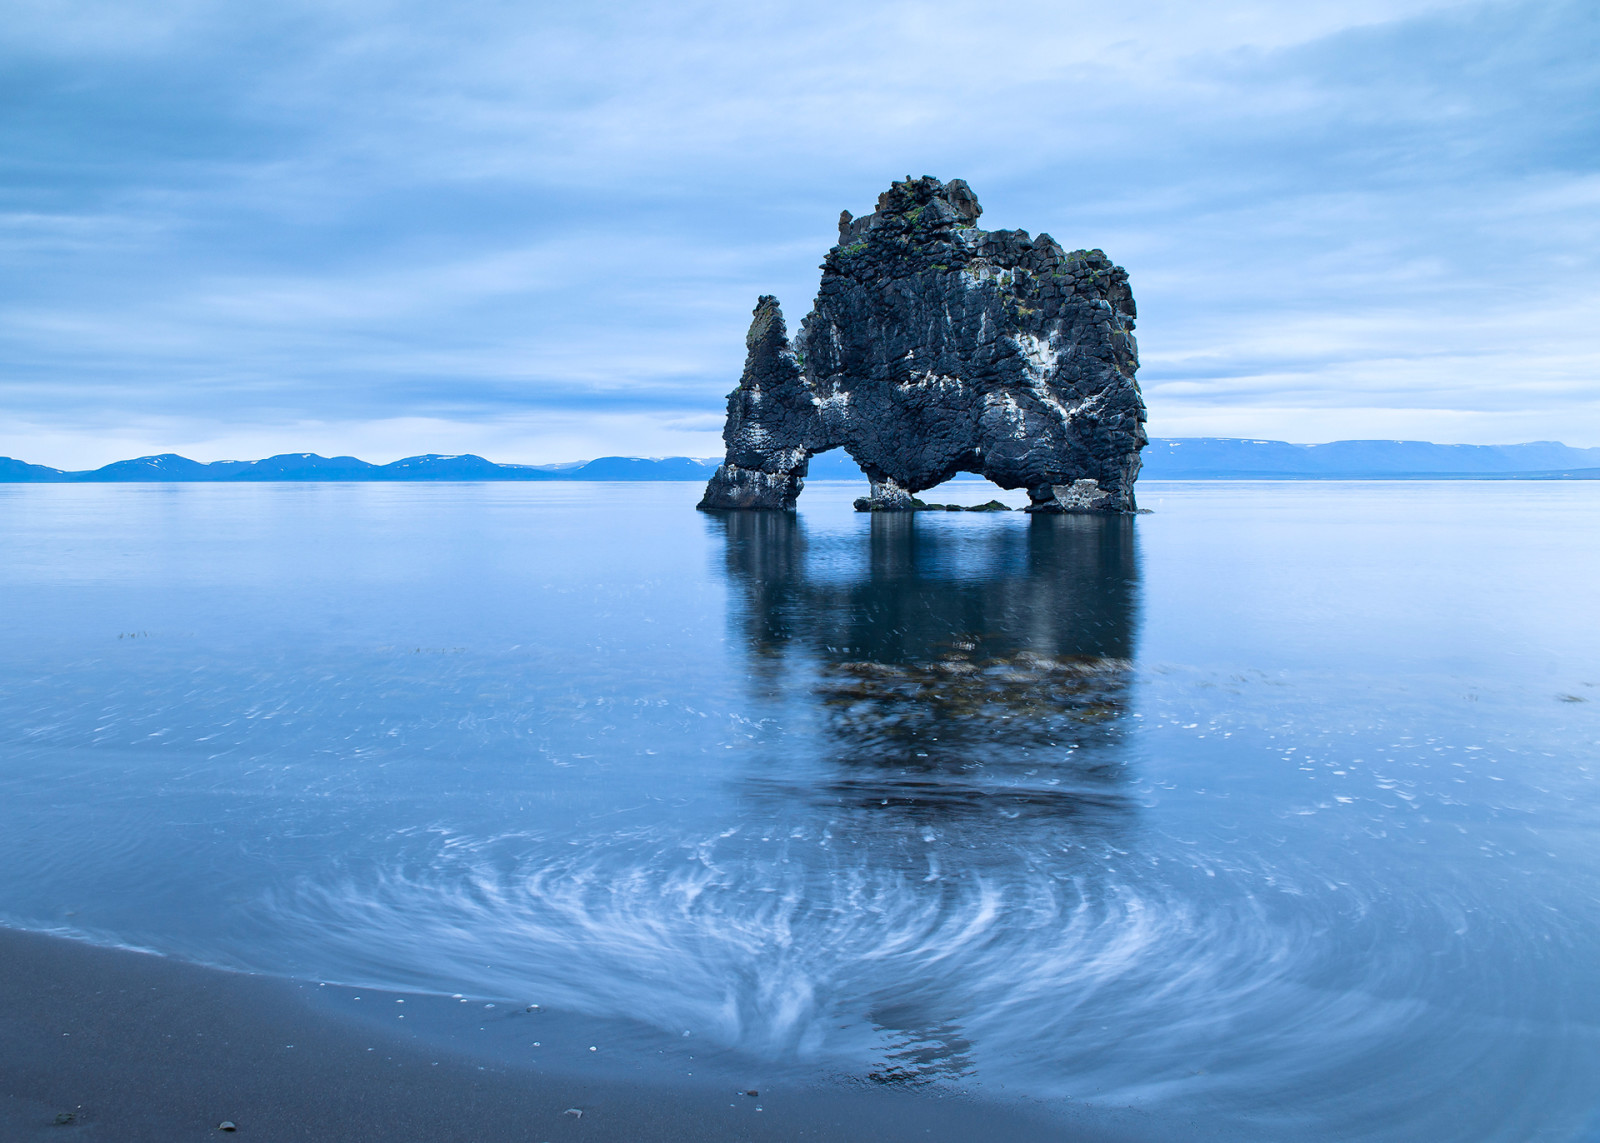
2;440;1599;483
1139;439;1600;478
0;453;723;483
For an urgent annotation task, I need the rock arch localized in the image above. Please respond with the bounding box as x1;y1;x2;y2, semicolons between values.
698;177;1146;513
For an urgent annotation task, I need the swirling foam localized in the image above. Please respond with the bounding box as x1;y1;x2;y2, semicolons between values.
252;805;1581;1134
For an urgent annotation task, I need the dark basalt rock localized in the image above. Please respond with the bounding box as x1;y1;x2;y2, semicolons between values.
698;176;1146;514
851;497;1014;512
696;295;823;509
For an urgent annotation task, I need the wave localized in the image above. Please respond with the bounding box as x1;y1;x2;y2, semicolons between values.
253;798;1583;1138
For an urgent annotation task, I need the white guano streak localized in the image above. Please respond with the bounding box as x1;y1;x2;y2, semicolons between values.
1010;332;1102;427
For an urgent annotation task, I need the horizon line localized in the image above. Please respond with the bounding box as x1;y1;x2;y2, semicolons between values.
5;435;1600;476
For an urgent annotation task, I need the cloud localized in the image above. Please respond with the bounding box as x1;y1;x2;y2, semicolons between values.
1;0;1596;465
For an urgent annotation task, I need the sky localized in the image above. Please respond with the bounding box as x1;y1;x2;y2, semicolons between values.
1;0;1597;468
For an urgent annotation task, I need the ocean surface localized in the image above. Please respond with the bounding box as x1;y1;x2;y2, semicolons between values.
1;479;1597;1141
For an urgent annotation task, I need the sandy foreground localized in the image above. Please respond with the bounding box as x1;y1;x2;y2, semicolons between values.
0;926;1167;1142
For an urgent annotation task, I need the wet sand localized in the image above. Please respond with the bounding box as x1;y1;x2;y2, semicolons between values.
0;927;1155;1142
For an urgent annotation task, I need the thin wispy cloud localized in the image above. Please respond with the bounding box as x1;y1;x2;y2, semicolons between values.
1;0;1595;466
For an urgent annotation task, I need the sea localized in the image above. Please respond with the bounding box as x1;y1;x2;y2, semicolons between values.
0;479;1596;1141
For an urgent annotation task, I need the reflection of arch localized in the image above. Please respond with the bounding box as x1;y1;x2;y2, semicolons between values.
712;511;1140;824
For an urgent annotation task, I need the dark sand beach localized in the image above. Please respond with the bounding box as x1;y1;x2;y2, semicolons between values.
0;927;1155;1142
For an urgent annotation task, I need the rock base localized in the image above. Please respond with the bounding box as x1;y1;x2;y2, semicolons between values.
697;464;802;510
851;476;919;512
853;496;1012;513
1024;479;1135;514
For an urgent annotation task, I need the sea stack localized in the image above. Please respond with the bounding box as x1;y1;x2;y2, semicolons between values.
698;176;1146;513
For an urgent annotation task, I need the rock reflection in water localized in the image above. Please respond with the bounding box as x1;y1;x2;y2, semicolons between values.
712;509;1141;1084
717;510;1140;824
863;1004;977;1088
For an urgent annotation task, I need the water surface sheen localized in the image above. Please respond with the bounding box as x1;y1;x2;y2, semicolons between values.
1;480;1597;1141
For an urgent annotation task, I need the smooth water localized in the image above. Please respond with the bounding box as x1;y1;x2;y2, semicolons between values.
1;480;1597;1140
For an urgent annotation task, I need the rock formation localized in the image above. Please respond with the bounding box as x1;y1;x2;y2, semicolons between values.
698;176;1146;513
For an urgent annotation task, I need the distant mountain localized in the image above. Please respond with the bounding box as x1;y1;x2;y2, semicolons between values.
0;456;72;482
568;456;718;480
78;453;227;481
2;441;1597;483
232;453;378;480
1140;439;1600;478
0;452;724;483
368;454;525;481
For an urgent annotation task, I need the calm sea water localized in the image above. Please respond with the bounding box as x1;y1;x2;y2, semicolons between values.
1;480;1597;1140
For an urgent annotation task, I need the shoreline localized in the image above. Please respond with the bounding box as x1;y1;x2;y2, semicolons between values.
0;926;1150;1142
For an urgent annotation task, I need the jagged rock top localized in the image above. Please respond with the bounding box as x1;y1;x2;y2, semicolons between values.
837;176;984;247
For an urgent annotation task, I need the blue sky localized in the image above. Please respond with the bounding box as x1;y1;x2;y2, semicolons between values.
2;0;1596;467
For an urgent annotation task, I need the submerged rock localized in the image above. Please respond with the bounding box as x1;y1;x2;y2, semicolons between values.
699;177;1145;513
848;496;1014;512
